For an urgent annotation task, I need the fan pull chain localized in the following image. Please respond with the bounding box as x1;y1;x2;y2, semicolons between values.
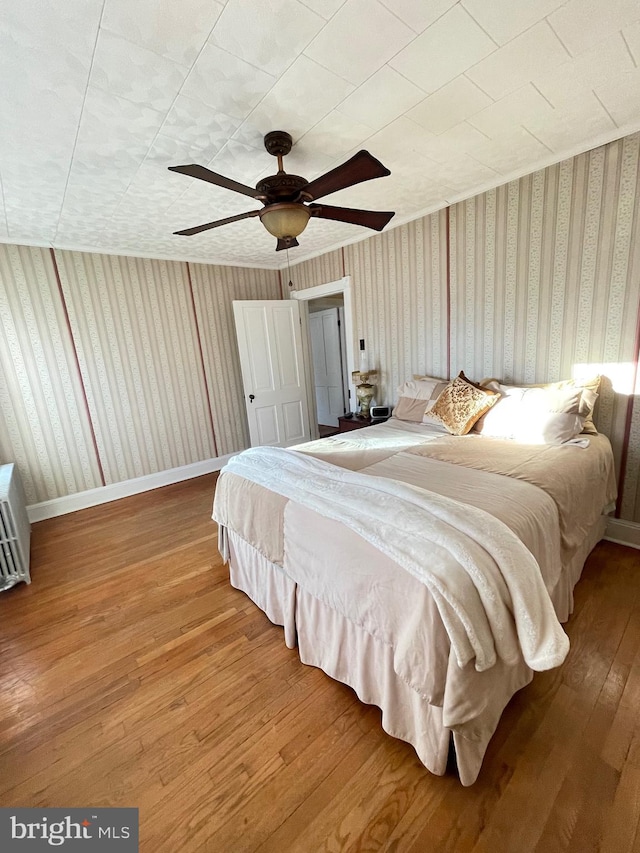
286;248;294;290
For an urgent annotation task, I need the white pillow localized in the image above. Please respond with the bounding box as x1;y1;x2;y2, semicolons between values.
480;375;600;434
398;377;446;400
474;381;585;444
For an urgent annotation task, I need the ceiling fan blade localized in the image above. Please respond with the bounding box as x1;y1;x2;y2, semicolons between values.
308;204;395;232
168;164;262;199
302;151;390;202
173;209;260;236
276;237;300;251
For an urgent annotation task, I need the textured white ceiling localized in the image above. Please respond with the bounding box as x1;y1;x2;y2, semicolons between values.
2;0;640;269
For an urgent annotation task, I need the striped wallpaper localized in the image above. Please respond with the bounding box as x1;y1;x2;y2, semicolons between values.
0;246;279;503
348;214;449;402
54;251;217;485
0;245;102;503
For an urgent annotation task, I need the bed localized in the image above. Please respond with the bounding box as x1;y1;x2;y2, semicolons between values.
212;379;617;785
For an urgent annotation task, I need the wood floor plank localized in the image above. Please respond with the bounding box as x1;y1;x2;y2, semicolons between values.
599;763;640;853
0;475;639;851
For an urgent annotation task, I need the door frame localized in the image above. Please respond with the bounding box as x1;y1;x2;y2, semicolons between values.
290;276;356;440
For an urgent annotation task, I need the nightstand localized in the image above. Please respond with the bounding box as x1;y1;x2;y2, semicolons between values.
338;415;388;432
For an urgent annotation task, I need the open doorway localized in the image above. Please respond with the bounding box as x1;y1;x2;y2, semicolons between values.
291;276;356;441
308;295;349;436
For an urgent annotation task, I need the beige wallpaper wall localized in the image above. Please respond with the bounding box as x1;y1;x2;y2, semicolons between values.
0;245;102;503
54;251;219;485
0;246;279;503
346;214;449;402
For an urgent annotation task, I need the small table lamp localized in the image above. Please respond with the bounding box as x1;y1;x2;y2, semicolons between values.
351;369;378;418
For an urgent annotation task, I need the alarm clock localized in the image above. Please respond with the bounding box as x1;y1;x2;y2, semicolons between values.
370;405;391;420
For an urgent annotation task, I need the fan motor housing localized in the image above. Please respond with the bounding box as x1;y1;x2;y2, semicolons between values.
256;173;309;202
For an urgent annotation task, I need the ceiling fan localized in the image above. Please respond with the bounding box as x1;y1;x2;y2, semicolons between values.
168;130;395;251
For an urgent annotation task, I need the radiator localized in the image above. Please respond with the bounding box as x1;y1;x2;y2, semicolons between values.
0;464;31;590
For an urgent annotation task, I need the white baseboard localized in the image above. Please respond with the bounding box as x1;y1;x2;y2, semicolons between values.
27;454;237;523
604;518;640;550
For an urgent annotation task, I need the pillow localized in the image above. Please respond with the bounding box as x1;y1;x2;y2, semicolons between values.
542;376;600;434
479;375;600;436
393;376;448;423
429;372;499;436
474;381;585;444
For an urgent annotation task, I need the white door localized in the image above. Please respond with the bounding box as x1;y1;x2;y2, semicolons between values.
233;300;311;447
309;308;346;427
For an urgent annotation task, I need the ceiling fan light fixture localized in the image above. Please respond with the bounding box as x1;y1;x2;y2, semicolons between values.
169;134;394;249
259;202;310;239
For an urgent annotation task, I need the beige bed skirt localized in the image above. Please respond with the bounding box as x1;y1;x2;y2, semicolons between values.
224;515;607;785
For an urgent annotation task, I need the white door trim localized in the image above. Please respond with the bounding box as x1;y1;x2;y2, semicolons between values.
290;276;356;435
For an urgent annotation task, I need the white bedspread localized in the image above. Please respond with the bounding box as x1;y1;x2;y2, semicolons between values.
221;445;570;674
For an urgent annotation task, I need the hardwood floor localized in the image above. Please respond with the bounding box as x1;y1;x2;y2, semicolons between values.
1;475;639;852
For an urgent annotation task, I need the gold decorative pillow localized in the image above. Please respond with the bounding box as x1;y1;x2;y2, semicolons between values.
430;372;499;435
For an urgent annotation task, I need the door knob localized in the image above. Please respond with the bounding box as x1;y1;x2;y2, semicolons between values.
249;394;255;403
